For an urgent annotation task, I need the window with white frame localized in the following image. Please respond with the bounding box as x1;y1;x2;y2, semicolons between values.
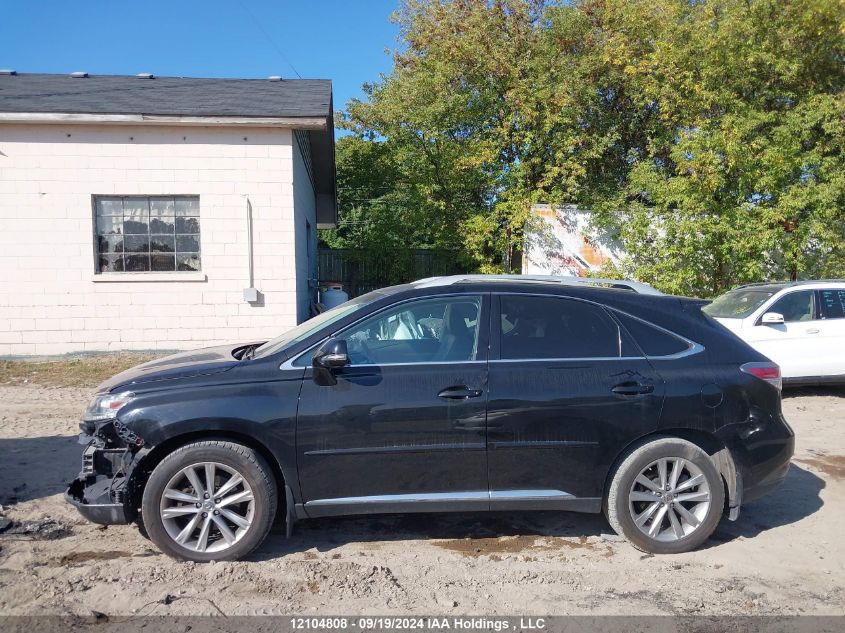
94;196;201;273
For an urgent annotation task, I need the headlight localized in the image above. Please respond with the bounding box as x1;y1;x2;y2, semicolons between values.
81;391;135;422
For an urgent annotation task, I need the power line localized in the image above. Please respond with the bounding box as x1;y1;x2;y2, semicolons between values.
235;0;303;79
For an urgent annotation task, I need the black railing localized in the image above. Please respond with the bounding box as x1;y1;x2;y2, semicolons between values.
318;248;469;298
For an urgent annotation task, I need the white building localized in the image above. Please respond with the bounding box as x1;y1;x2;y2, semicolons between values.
523;204;622;277
0;72;336;356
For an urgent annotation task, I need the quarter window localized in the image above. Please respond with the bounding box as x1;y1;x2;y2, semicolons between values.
499;295;620;360
340;296;482;365
613;312;690;357
766;291;816;323
94;195;201;273
820;289;845;320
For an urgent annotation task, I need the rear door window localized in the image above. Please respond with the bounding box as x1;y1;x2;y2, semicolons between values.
498;295;620;360
820;289;845;319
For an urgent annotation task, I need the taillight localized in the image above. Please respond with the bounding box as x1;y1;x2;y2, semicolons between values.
741;362;782;391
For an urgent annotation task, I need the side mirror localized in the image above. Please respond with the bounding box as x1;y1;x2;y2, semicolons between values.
312;338;348;386
760;312;785;325
313;338;349;369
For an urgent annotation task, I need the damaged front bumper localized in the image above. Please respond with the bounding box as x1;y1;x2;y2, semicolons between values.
65;475;134;525
65;426;144;525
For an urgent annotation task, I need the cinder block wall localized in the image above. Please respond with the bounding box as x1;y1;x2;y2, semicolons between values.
0;124;313;356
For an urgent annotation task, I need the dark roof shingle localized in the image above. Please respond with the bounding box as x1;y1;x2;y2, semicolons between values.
0;73;332;119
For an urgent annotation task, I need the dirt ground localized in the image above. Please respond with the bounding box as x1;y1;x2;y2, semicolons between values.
0;367;843;616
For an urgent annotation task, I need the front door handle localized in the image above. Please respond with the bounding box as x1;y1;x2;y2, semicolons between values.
438;386;483;400
806;328;820;334
612;381;654;396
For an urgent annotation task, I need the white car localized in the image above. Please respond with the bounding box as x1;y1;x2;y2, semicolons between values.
704;281;845;386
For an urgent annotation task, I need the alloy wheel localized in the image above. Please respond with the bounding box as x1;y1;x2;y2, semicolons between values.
159;461;255;553
628;457;711;542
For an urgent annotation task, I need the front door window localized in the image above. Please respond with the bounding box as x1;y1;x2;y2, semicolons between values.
766;291;816;322
341;296;482;365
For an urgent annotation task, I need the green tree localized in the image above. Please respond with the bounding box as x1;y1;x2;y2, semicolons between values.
337;0;845;295
338;0;551;272
577;0;845;296
319;135;438;285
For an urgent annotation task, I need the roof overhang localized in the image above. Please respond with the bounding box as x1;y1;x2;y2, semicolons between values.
0;111;328;128
309;99;337;228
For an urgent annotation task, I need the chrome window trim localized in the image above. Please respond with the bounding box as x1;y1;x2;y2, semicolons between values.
607;306;705;360
646;341;704;360
280;290;705;369
281;358;487;370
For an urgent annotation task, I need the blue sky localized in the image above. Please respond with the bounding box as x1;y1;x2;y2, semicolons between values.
1;0;400;115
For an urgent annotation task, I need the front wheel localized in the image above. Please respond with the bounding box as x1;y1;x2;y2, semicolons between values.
141;440;277;562
605;437;725;554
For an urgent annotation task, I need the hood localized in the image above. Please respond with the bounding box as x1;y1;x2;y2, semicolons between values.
712;317;743;331
97;343;245;392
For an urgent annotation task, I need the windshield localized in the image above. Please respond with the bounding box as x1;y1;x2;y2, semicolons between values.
252;291;385;359
703;288;777;319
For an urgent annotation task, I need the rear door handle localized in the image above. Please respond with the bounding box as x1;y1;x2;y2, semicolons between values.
438;386;483;400
612;381;654;396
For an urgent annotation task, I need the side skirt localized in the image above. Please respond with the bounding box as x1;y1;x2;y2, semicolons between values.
300;490;602;518
490;490;601;513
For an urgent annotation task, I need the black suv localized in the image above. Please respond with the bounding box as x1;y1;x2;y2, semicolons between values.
67;276;794;561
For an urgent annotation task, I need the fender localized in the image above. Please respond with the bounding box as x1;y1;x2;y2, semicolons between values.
116;356;305;504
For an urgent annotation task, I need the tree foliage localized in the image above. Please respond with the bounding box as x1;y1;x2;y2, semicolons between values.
320;134;468;285
326;0;845;296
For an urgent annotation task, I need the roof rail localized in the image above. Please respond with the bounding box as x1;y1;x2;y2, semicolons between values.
411;274;664;295
734;279;845;290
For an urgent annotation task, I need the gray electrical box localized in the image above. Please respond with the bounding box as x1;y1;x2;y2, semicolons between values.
243;287;259;303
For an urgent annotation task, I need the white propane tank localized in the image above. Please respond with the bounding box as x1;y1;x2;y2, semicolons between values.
320;284;348;309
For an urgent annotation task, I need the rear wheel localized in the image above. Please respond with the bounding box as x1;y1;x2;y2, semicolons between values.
605;437;724;554
141;440;277;562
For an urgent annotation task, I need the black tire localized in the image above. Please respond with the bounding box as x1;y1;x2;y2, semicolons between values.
605;437;725;555
135;514;150;541
141;440;277;562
